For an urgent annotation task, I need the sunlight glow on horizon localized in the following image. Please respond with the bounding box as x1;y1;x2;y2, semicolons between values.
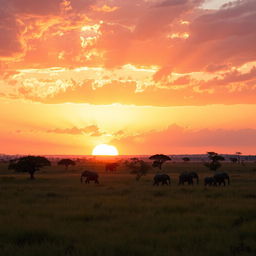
92;144;119;156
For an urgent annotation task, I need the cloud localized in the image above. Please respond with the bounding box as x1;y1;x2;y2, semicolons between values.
199;66;256;89
111;125;256;154
5;65;255;106
0;0;93;62
0;0;256;107
0;7;26;59
154;0;189;8
155;0;256;77
47;125;104;136
91;5;119;13
1;0;256;73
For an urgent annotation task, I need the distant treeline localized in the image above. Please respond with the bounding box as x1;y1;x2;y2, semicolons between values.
1;154;256;163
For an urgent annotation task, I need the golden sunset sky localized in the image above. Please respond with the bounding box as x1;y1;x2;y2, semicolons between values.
0;0;256;155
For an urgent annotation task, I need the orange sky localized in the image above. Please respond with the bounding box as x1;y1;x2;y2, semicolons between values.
0;0;256;155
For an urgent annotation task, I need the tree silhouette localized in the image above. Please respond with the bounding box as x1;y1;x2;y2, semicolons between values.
58;159;76;170
204;152;225;171
236;152;242;164
230;157;238;164
182;157;190;162
149;154;171;170
105;162;119;172
125;158;150;180
8;156;51;179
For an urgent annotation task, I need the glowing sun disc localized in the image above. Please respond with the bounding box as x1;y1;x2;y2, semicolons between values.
92;144;119;156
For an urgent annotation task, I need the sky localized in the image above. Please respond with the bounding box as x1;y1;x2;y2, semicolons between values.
0;0;256;155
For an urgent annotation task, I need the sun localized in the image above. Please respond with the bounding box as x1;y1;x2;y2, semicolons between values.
92;144;119;156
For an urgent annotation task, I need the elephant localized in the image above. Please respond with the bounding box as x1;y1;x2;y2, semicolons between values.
179;171;199;185
204;176;216;186
80;170;99;184
213;172;230;186
153;174;171;186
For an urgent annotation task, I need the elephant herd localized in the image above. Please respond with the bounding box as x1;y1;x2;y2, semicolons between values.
81;170;230;187
154;171;230;186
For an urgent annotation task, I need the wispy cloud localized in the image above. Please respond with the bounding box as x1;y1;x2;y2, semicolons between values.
47;125;105;136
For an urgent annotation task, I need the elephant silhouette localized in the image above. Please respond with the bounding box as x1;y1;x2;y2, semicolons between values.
179;171;199;185
153;174;171;186
80;170;99;184
204;176;216;186
213;172;230;186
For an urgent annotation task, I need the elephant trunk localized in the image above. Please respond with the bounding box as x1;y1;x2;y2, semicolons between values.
196;176;199;184
227;176;230;185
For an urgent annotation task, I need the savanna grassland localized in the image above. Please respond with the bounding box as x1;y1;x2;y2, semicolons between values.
0;160;256;256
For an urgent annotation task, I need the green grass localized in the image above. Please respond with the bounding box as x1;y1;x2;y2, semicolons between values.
0;162;256;256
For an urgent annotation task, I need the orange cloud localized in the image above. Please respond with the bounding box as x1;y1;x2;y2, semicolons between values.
0;0;255;75
112;125;256;154
4;65;255;106
48;125;105;136
91;5;119;13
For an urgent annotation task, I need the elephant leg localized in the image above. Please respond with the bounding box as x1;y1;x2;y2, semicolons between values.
223;180;226;186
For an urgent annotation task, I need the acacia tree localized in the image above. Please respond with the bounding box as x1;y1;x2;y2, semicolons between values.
125;158;150;180
149;154;171;170
182;157;190;162
8;156;51;179
204;152;225;171
236;152;242;164
230;157;238;164
58;158;76;170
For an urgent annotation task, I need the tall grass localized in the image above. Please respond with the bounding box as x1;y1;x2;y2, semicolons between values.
0;162;255;255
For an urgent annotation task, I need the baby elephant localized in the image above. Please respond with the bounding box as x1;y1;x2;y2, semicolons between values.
204;177;216;186
153;174;171;186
